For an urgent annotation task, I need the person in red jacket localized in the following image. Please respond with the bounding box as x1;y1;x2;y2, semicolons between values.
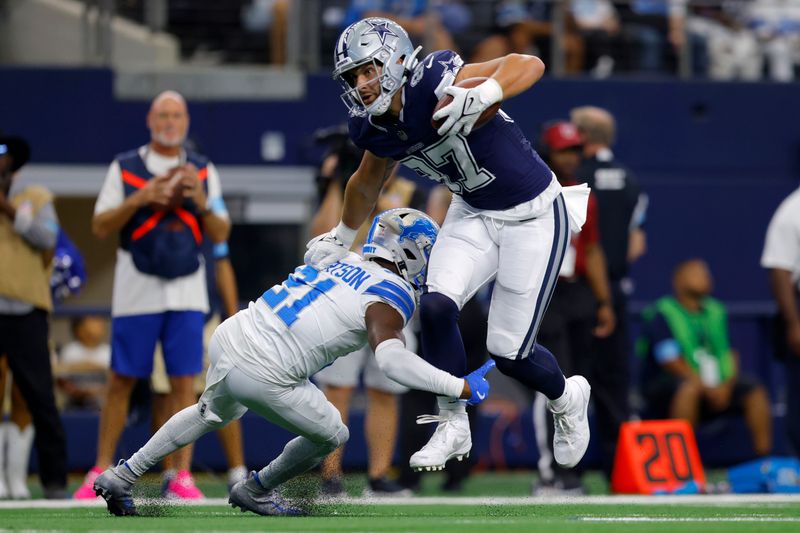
531;121;615;494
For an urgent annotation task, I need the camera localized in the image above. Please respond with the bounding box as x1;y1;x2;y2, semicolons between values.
312;124;364;199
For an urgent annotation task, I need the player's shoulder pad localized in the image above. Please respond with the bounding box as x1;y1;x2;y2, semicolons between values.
363;273;416;323
341;251;366;265
408;49;464;99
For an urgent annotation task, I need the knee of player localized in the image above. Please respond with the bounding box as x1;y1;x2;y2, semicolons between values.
325;424;349;451
486;336;517;359
196;406;227;430
491;354;517;377
419;292;459;327
204;418;227;431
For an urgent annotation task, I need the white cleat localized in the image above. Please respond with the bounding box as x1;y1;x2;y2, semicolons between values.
409;412;471;472
549;375;591;468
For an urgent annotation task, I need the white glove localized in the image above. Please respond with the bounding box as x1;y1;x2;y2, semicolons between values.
433;78;503;137
304;221;358;270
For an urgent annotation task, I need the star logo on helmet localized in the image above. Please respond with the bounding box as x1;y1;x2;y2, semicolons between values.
364;20;397;45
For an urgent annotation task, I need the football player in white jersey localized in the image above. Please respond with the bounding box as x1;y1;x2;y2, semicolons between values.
92;208;495;517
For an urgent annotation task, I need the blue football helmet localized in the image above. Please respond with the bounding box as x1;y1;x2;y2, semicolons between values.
363;208;439;290
332;17;421;117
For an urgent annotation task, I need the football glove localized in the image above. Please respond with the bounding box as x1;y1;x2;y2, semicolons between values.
304;222;357;270
432;78;503;137
463;359;496;405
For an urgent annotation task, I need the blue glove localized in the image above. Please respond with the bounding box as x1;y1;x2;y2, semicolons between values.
463;359;496;405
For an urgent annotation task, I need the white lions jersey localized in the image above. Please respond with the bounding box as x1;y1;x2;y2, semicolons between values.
214;253;416;386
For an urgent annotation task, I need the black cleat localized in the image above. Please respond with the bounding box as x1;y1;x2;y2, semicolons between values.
93;467;137;516
228;472;304;516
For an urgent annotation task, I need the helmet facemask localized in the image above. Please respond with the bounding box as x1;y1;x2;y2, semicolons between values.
337;55;399;117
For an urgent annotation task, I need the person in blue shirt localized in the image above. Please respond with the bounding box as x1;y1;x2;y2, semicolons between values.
306;17;593;473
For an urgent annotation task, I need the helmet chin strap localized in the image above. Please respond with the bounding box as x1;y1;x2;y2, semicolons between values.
394;256;411;284
402;46;423;79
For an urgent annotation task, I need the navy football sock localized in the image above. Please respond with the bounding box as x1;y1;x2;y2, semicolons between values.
492;344;566;400
419;292;467;376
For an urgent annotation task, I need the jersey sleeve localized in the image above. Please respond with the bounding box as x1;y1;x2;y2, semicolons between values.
348;114;370;151
363;277;417;325
407;49;464;109
205;162;229;219
93;160;124;215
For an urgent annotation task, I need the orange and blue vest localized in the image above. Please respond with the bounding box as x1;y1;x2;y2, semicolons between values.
117;149;208;279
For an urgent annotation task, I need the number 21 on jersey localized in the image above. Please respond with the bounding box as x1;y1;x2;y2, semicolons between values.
261;265;335;327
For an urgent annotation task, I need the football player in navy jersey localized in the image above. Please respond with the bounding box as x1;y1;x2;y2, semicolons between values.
306;17;593;472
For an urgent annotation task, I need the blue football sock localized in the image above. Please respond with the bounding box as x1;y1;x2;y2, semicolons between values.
492;343;566;400
419;291;467;376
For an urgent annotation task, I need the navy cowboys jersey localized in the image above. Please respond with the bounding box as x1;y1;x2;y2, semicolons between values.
348;50;553;211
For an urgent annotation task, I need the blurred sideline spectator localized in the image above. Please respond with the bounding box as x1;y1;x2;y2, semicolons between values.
571;106;646;478
50;230;87;304
571;0;623;77
55;316;110;411
0;135;68;499
747;0;800;82
73;91;231;500
151;239;248;492
309;126;425;496
686;1;761;80
241;0;289;64
471;1;585;73
761;184;800;456
617;0;686;73
531;121;615;495
342;0;469;53
637;260;772;457
0;362;34;500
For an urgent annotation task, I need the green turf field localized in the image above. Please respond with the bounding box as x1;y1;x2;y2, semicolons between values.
2;500;800;532
1;472;798;532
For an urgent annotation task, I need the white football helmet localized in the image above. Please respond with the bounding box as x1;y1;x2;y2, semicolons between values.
332;17;421;117
363;208;439;290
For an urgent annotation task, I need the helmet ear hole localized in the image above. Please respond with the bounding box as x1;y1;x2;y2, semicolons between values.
403;249;417;261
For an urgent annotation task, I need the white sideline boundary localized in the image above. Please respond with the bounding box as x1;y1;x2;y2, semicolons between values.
1;494;800;509
580;517;800;523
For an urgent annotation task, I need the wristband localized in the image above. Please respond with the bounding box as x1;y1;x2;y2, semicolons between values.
334;221;359;248
478;78;503;105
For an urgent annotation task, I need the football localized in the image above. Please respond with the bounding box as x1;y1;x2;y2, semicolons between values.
431;77;501;132
149;167;187;211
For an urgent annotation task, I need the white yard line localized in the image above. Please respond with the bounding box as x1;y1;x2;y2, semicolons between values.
1;494;800;509
580;517;800;523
